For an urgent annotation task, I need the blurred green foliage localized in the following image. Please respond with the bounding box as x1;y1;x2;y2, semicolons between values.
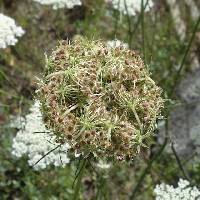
0;0;200;199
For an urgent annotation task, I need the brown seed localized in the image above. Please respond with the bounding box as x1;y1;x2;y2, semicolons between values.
85;132;90;138
80;140;86;146
120;146;124;151
104;49;108;55
67;134;73;140
75;143;80;149
58;117;63;123
67;126;74;132
49;100;57;108
61;55;65;59
43;86;49;94
75;46;80;51
56;138;65;144
90;130;96;136
59;50;65;54
67;114;74;120
127;132;132;136
86;140;91;145
97;49;101;55
90;74;96;80
50;95;57;101
71;118;76;125
125;59;130;65
142;102;149;108
88;81;94;87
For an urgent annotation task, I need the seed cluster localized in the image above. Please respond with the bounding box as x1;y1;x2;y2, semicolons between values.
37;37;164;161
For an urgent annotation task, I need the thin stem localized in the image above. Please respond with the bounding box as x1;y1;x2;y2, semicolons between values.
141;0;146;65
96;173;109;200
129;118;169;199
129;0;149;47
73;158;87;200
113;0;121;37
171;142;191;181
171;16;200;95
33;144;61;166
123;0;132;47
129;137;168;199
75;155;83;176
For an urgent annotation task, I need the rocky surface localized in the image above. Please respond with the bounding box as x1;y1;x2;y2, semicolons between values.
158;68;200;157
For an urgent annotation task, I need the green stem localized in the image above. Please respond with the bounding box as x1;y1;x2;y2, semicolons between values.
129;118;169;199
73;158;87;200
129;0;149;47
171;16;200;95
129;137;168;199
113;0;121;37
171;142;191;181
141;0;146;65
124;0;132;47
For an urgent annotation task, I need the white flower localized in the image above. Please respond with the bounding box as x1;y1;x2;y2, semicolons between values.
96;160;111;169
107;39;128;48
107;0;154;16
33;0;82;9
11;100;70;170
0;13;25;49
154;179;200;200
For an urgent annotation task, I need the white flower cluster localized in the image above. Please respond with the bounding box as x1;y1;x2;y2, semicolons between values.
0;13;25;49
33;0;82;9
11;101;70;170
154;179;200;200
107;39;128;48
107;0;154;16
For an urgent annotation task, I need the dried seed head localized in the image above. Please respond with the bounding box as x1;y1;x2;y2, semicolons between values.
37;37;164;161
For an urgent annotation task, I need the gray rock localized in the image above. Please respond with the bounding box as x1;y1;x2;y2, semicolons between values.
176;69;200;103
158;69;200;158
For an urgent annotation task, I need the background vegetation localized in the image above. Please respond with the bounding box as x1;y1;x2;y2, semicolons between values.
0;0;200;199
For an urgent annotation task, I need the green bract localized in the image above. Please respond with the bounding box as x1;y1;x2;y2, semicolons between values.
37;37;164;161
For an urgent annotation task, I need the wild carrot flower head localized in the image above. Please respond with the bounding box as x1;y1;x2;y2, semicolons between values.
154;179;200;200
33;0;82;9
37;37;164;161
11;101;70;170
0;13;25;49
